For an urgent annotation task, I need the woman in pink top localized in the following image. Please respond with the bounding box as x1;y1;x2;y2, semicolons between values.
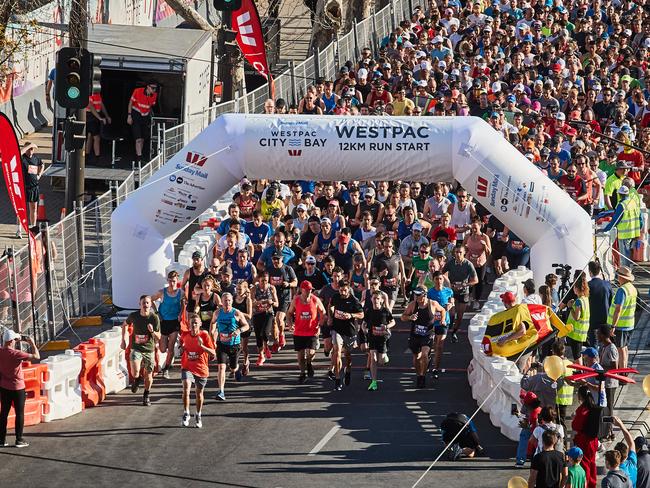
0;329;40;448
464;217;491;311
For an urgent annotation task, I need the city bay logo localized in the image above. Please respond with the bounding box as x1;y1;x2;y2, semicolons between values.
476;176;488;198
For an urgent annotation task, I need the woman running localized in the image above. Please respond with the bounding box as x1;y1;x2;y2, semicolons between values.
251;271;279;366
212;293;249;401
233;281;253;375
464;217;491;311
193;275;221;331
152;270;183;379
364;291;395;391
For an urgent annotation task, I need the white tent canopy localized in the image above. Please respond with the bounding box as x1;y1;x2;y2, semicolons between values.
111;115;593;308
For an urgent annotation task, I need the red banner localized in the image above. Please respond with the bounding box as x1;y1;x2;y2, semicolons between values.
0;113;30;235
232;0;275;98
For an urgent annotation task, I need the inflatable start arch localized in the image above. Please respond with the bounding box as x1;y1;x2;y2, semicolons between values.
112;115;593;308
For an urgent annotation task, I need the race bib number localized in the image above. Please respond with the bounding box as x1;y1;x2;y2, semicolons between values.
187;351;199;361
270;276;283;286
334;309;347;320
300;311;312;321
200;311;212;322
511;241;524;250
219;332;233;342
256;302;269;312
417;269;425;277
135;334;148;344
27;165;39;175
383;277;397;287
469;252;480;262
372;325;386;335
353;281;363;289
414;325;429;336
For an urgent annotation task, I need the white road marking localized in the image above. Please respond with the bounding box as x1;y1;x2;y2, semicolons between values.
308;426;340;456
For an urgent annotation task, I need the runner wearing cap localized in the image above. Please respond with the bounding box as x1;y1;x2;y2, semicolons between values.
329;279;364;391
286;281;326;383
426;272;454;378
399;221;429;277
182;251;208;313
179;313;215;428
251;271;279;366
267;249;297;351
372;235;406;310
608;266;637;369
297;254;330;291
444;245;478;343
402;288;446;388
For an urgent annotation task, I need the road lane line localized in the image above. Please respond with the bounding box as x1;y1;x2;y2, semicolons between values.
308;426;340;456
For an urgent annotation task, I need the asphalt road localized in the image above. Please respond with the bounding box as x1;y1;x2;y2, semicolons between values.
0;313;523;488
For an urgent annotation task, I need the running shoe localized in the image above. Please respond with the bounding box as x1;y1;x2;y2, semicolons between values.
131;377;141;394
235;368;243;382
216;390;226;401
14;440;29;448
451;332;459;343
182;412;190;427
471;300;480;311
382;353;389;364
514;461;526;469
278;333;286;349
368;380;378;391
344;368;351;386
162;368;170;380
432;369;440;380
143;393;151;406
270;343;280;354
0;443;9;448
264;344;273;358
195;414;202;429
256;353;265;366
327;370;336;381
242;360;250;376
298;373;307;384
363;369;371;381
334;379;342;391
307;362;315;378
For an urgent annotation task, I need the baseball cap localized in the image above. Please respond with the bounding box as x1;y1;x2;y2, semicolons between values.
438;60;447;68
635;436;648;451
300;280;314;291
500;291;517;303
616;160;631;169
418;80;428;87
412;222;423;232
432;35;443;43
413;286;427;296
220;266;233;276
305;255;317;264
434;249;445;257
521;391;538;404
382;62;392;69
297;203;307;211
192;251;203;259
618;185;630;195
567;447;583;460
3;329;20;343
506;94;516;103
271;250;283;258
555;112;566;121
357;68;368;80
320;217;332;224
365;187;375;197
581;347;598;358
340;66;349;73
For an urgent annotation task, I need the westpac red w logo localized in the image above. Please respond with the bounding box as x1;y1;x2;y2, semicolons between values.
186;151;207;167
288;149;302;157
476;176;489;198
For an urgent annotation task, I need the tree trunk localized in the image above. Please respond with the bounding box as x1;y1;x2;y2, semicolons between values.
345;0;372;32
310;0;342;52
163;0;214;31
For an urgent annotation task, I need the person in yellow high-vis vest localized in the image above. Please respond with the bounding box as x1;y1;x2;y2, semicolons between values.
566;274;590;364
608;266;637;369
601;185;642;261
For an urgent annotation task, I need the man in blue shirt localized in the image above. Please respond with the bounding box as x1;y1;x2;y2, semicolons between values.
430;36;453;61
244;210;271;263
256;230;295;272
216;203;247;239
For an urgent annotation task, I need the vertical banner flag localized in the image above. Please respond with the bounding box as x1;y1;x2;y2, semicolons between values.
232;0;275;98
0;113;30;234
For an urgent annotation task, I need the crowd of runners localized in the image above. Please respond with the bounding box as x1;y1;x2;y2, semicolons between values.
112;1;650;486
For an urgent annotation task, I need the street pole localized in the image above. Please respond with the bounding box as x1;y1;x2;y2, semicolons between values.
217;13;236;102
65;0;87;213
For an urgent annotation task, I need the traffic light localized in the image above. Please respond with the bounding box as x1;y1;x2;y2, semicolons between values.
213;0;241;11
64;118;86;151
223;28;238;52
55;47;92;109
91;54;102;94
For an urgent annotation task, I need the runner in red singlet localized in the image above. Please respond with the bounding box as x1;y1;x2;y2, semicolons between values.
286;281;326;383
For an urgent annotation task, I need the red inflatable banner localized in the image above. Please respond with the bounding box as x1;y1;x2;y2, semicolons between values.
232;0;275;97
0;113;29;234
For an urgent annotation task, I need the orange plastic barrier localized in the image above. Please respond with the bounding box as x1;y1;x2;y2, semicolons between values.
6;361;48;430
74;339;107;408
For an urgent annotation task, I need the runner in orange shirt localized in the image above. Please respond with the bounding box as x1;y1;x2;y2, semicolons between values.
286;280;326;383
179;313;215;428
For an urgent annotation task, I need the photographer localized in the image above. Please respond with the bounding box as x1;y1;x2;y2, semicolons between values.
0;330;40;448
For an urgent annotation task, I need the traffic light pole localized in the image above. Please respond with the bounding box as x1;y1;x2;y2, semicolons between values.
65;0;87;213
218;14;236;102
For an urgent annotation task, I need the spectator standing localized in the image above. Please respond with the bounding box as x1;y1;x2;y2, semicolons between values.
608;266;637;369
587;261;612;347
528;429;567;488
0;330;40;448
20;142;43;230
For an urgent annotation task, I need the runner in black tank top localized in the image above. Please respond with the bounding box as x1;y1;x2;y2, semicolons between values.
187;267;208;311
252;274;279;366
197;292;218;331
401;289;437;389
233;282;253;375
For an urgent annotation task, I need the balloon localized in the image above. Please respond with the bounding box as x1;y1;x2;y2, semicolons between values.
507;476;528;488
544;355;565;382
643;375;650;397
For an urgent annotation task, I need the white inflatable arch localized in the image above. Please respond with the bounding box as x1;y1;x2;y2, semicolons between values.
112;115;593;308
